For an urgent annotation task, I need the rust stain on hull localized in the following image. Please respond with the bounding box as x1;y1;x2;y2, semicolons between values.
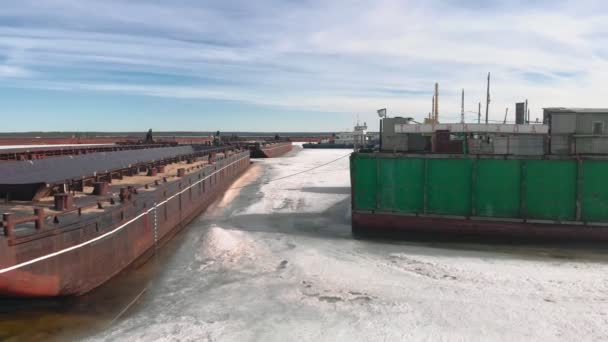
0;269;61;297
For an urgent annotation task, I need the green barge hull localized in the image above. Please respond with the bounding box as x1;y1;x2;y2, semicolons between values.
350;152;608;241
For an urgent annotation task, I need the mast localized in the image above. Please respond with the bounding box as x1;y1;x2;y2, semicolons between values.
485;72;490;124
460;89;465;124
434;82;439;122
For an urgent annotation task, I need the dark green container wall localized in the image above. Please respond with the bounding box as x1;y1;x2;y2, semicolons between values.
427;159;472;215
474;159;521;218
351;155;377;210
378;158;424;213
581;161;608;221
351;153;608;224
524;160;576;221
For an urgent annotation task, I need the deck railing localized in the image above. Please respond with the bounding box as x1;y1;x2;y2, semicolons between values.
1;149;248;243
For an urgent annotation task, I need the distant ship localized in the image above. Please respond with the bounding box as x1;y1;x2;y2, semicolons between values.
303;122;377;149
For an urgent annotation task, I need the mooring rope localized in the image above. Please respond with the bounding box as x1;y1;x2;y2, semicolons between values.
227;153;352;190
108;285;149;327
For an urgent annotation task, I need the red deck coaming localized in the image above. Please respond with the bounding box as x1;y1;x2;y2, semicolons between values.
0;153;251;297
352;211;608;242
0;136;213;146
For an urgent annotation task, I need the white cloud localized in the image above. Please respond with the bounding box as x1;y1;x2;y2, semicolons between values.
1;0;608;128
0;65;31;78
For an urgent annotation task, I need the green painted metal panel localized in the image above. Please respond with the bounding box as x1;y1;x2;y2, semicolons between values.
474;159;521;218
377;158;424;213
352;155;377;210
427;159;472;216
581;160;608;222
525;160;576;221
351;153;608;224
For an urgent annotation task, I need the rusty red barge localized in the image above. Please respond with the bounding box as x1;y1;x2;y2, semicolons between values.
0;145;250;297
249;141;293;158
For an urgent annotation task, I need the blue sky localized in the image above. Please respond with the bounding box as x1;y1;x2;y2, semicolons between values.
1;0;608;132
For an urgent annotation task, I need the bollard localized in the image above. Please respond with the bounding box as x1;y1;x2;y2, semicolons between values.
54;193;73;211
34;208;45;230
74;180;84;192
3;213;14;237
154;180;160;186
92;181;109;196
97;202;103;209
119;188;129;203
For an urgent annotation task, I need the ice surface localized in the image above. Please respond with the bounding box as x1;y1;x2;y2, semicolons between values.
243;148;351;215
89;147;608;342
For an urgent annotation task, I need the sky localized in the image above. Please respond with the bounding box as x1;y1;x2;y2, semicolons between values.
1;0;608;132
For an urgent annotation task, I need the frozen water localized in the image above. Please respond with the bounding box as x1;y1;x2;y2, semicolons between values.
88;147;608;342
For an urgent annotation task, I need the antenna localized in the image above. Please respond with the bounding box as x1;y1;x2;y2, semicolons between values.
460;89;465;123
478;102;481;124
485;72;490;124
434;83;439;122
503;107;509;124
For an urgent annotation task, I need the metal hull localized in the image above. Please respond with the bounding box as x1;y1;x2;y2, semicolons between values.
303;143;354;149
350;152;608;242
251;142;293;158
0;152;250;297
352;211;608;241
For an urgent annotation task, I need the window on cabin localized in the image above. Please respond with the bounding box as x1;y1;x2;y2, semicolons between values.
592;121;604;135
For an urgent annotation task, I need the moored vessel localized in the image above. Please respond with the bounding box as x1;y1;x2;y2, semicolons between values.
249;141;293;158
303;122;377;149
350;108;608;241
0;146;250;297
